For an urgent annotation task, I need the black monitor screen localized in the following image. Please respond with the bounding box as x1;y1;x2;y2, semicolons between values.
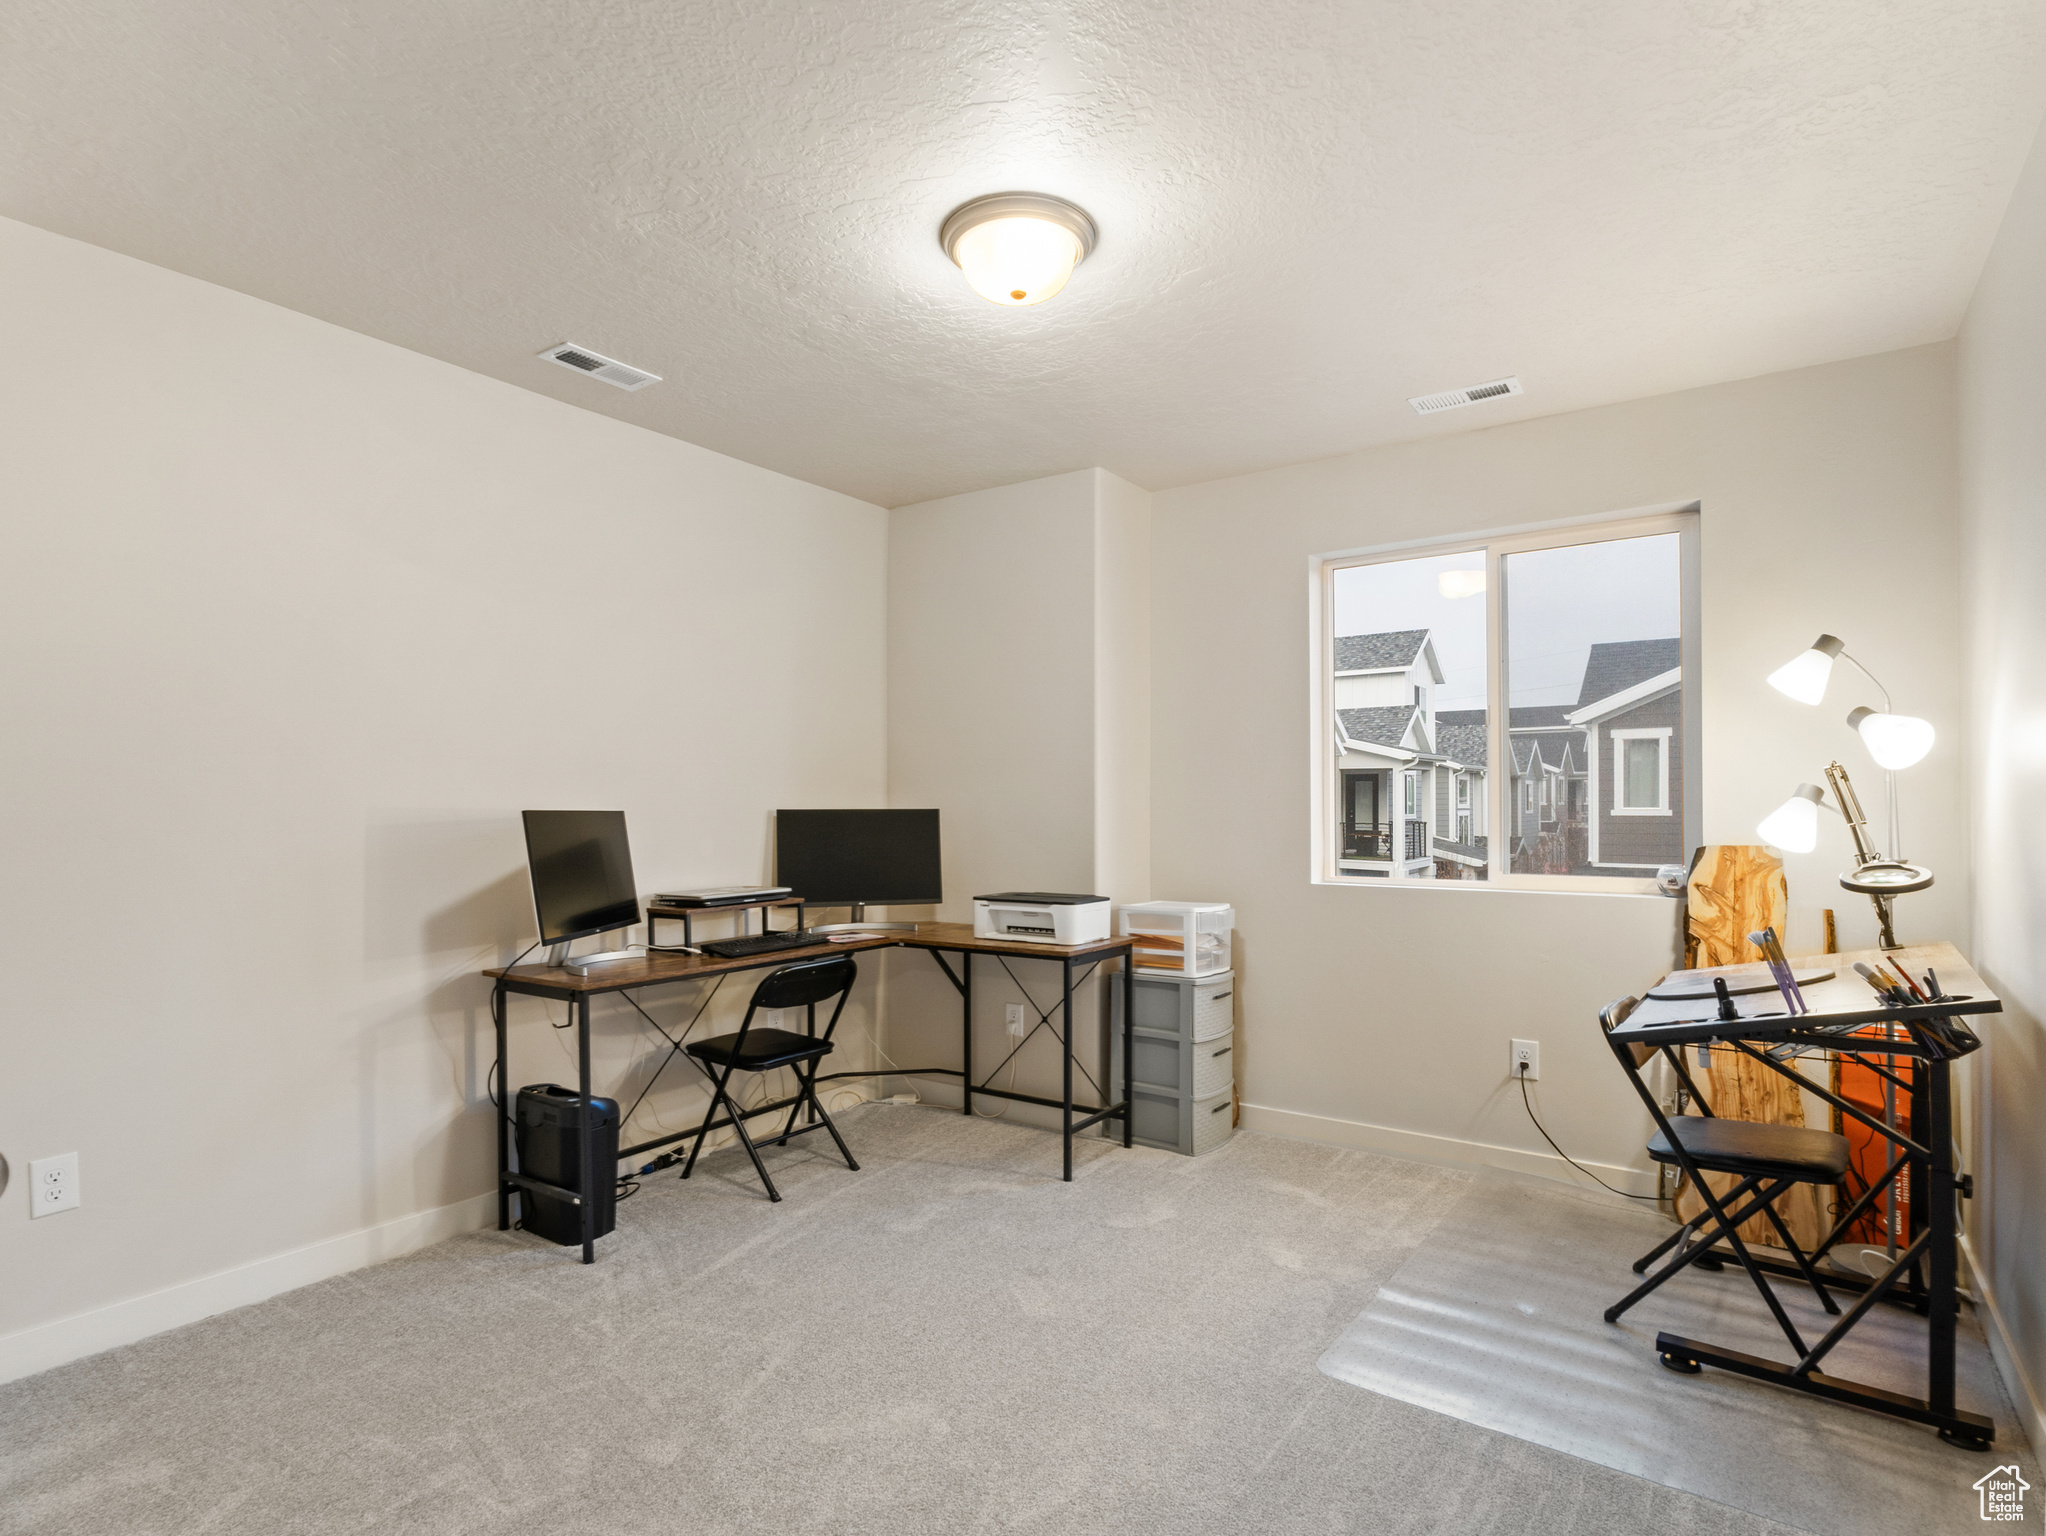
522;810;640;946
776;809;941;908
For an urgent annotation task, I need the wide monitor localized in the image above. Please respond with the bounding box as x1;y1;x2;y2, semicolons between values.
522;810;641;947
775;809;941;920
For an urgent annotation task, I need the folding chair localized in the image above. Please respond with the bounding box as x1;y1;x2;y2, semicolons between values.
1598;996;1851;1371
679;955;860;1202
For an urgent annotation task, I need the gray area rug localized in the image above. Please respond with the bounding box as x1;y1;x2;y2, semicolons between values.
1319;1173;2031;1536
4;1108;1815;1536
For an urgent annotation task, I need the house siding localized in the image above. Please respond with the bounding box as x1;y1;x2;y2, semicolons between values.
1595;692;1683;868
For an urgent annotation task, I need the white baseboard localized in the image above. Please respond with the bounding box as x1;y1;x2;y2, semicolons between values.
1961;1232;2046;1449
1237;1101;1661;1198
0;1189;496;1387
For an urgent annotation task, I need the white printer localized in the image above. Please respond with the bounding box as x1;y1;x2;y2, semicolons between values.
972;892;1113;945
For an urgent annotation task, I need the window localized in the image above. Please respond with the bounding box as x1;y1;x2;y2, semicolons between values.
1613;729;1671;813
1317;508;1697;890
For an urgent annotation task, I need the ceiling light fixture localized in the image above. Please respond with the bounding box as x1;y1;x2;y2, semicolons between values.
940;193;1096;307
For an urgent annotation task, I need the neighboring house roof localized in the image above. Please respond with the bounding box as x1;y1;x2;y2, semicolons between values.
1520;729;1581;773
1566;666;1681;726
1434;720;1488;769
1334;629;1428;671
1506;704;1575;730
1576;639;1681;707
1337;705;1422;750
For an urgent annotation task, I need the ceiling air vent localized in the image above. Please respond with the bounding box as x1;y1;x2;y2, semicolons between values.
539;343;661;392
1408;376;1523;416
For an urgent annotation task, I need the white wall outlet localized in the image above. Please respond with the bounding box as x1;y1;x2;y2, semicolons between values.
1511;1040;1540;1081
29;1152;79;1217
1004;1003;1028;1037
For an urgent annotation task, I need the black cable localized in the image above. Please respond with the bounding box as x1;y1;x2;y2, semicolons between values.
487;941;543;1108
1516;1069;1659;1201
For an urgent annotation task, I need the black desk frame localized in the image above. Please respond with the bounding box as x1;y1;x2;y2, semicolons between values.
1608;985;1995;1449
491;931;1134;1262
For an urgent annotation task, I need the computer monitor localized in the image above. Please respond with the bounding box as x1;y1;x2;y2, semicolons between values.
522;810;641;949
775;809;941;931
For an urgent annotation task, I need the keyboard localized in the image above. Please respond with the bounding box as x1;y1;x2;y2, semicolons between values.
697;930;823;960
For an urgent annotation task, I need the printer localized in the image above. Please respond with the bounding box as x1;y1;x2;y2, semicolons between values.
972;892;1112;946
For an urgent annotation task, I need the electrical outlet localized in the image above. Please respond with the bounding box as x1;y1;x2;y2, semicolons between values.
1004;1003;1028;1037
1511;1040;1540;1081
29;1152;79;1218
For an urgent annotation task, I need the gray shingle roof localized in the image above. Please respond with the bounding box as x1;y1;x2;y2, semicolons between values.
1336;705;1418;749
1576;638;1680;707
1334;629;1429;671
1433;720;1488;769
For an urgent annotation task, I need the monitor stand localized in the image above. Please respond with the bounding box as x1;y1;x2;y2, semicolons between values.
551;933;647;974
809;902;917;934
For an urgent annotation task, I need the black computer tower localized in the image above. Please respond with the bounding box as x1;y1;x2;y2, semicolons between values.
514;1084;620;1245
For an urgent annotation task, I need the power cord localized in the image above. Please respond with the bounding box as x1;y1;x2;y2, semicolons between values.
486;941;543;1108
1516;1065;1659;1201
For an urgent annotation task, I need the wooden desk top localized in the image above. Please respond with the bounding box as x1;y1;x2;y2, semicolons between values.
1615;940;2000;1047
486;921;1133;997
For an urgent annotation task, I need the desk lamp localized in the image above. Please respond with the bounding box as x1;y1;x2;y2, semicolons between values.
1761;634;1935;950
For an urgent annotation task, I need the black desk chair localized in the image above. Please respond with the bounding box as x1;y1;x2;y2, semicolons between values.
680;955;861;1202
1598;995;1851;1370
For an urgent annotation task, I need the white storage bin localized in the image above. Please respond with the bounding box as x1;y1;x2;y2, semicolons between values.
1119;901;1233;976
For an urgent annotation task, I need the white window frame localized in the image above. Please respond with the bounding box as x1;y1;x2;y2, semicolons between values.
1611;728;1673;815
1310;502;1700;894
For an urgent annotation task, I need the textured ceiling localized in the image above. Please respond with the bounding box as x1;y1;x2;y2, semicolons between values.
6;1;2044;507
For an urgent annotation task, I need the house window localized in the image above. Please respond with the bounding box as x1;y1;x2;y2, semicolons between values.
1317;507;1697;891
1613;729;1672;814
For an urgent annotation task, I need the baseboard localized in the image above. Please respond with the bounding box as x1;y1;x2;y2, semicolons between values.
1960;1232;2046;1449
0;1189;496;1387
1237;1101;1661;1198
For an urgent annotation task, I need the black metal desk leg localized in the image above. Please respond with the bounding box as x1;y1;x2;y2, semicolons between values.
1927;1056;1963;1431
494;984;510;1231
1062;957;1074;1181
962;951;973;1117
577;995;595;1265
1122;955;1133;1148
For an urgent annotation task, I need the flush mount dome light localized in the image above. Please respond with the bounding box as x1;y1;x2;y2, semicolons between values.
940;192;1097;307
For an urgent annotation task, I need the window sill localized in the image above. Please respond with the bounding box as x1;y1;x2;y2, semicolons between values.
1313;874;1673;898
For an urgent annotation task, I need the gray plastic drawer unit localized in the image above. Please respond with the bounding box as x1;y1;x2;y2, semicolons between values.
1124;971;1234;1042
1111;970;1235;1156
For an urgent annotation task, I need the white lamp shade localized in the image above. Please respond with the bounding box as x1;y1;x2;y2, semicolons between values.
1849;708;1935;770
952;216;1083;306
1766;636;1843;706
1757;784;1827;853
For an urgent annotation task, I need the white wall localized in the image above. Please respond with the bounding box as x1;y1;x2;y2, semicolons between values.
1151;345;1966;1184
0;218;888;1380
884;469;1151;1125
1958;112;2046;1443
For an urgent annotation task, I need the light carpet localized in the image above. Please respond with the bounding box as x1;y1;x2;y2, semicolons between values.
3;1107;1818;1535
1319;1173;2029;1536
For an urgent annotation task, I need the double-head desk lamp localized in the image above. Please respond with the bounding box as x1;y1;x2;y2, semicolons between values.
1757;634;1934;950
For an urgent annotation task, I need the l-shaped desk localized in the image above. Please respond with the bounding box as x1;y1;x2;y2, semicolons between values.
486;921;1137;1262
